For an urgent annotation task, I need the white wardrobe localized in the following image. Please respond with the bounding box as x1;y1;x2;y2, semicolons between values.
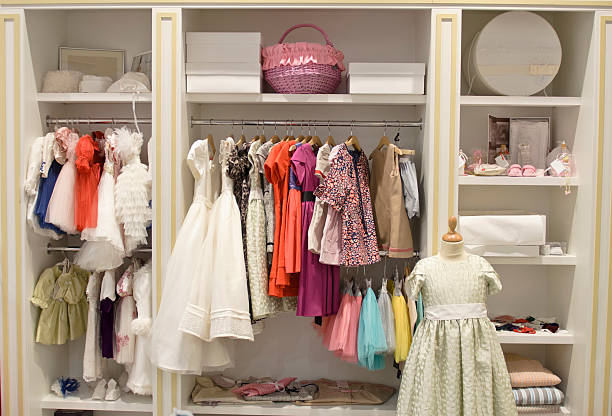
0;3;611;416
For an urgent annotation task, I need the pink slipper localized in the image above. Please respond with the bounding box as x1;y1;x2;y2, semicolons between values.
507;164;522;177
522;164;537;177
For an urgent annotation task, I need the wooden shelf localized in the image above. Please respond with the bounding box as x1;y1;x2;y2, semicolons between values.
184;394;398;415
497;331;575;345
37;93;152;103
458;176;578;187
40;392;152;412
186;93;426;105
485;255;577;265
460;95;581;107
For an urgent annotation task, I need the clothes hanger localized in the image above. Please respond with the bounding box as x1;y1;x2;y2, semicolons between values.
303;121;312;143
308;123;322;148
290;121;305;152
250;121;260;143
283;120;293;141
391;122;415;156
270;121;281;144
345;121;362;152
326;121;336;146
442;215;463;242
237;121;246;146
259;120;266;144
205;121;216;159
369;122;391;160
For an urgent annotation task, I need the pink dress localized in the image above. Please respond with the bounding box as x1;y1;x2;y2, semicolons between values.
327;287;353;352
317;144;343;266
292;144;340;317
340;288;362;363
46;130;79;234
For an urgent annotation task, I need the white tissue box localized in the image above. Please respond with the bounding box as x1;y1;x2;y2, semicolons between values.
186;32;261;63
465;245;540;257
186;62;262;93
459;214;546;246
348;63;425;94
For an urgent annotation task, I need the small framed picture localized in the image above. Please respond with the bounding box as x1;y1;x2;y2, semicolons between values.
59;47;125;81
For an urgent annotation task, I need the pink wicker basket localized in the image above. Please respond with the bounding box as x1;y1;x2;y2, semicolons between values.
262;24;345;94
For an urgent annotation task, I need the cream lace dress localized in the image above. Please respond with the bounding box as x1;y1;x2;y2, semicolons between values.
179;137;254;343
396;254;517;416
151;139;233;374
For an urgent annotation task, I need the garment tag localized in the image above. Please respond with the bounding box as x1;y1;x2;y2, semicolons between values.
550;159;567;175
336;380;349;389
495;154;509;168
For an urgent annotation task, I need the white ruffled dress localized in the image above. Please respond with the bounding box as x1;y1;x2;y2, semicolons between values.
114;127;152;255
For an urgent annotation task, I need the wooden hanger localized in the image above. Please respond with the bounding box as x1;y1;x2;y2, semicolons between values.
326;135;336;146
237;134;246;146
369;135;390;159
309;134;322;148
259;134;266;144
205;133;216;159
442;216;463;242
395;147;415;156
345;135;362;152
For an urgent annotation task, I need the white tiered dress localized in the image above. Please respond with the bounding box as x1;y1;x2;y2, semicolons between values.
179;137;254;343
150;139;233;374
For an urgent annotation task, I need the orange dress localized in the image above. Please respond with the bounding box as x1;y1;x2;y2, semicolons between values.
284;144;302;274
264;141;299;297
75;134;101;231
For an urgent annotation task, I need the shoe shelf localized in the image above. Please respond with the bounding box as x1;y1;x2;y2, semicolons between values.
458;176;578;187
40;391;152;412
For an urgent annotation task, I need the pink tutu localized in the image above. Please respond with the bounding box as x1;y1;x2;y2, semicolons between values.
340;292;362;363
46;134;78;234
328;292;353;352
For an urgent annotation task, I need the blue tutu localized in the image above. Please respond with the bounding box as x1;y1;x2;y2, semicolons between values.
357;285;388;370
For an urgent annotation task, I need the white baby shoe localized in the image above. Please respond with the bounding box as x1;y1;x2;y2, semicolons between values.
92;379;107;400
105;378;121;401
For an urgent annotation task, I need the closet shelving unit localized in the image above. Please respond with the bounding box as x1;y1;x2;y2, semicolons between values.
459;10;597;416
21;8;155;416
8;4;607;416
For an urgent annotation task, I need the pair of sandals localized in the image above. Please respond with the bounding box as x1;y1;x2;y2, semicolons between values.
507;164;537;177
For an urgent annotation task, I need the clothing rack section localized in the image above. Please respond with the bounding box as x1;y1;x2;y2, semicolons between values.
45;116;423;129
46;244;152;254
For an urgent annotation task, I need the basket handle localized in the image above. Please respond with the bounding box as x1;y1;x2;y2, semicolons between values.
278;24;334;47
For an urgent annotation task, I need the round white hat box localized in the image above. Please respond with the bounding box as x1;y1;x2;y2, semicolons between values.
464;11;562;96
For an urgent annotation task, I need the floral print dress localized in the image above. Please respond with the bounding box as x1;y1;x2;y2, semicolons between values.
315;144;380;266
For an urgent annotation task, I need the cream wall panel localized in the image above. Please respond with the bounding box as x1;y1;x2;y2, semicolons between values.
429;9;460;255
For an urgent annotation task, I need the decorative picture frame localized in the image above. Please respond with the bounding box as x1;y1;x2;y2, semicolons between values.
59;47;125;81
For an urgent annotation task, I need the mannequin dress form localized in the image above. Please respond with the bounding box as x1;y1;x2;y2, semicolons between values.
396;216;517;415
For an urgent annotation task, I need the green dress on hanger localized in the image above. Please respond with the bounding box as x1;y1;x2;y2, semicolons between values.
31;264;89;345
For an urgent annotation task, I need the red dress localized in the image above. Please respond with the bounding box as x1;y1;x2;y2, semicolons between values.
75;134;101;231
264;140;299;297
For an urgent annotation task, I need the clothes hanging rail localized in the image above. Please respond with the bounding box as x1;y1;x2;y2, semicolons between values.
46;243;152;254
45;116;422;129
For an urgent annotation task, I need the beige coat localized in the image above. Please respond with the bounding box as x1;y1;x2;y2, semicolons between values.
369;145;414;258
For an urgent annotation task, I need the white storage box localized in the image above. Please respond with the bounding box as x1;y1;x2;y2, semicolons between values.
186;62;261;93
186;32;261;63
348;63;425;94
459;214;546;246
465;245;540;257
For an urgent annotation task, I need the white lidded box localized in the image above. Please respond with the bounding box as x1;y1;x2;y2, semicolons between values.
186;62;262;93
348;63;425;94
459;213;546;246
186;32;262;63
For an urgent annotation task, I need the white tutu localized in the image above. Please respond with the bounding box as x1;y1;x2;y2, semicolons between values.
114;128;152;255
77;138;125;271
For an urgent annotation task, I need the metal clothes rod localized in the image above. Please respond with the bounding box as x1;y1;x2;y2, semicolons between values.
45;116;423;129
46;244;152;254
